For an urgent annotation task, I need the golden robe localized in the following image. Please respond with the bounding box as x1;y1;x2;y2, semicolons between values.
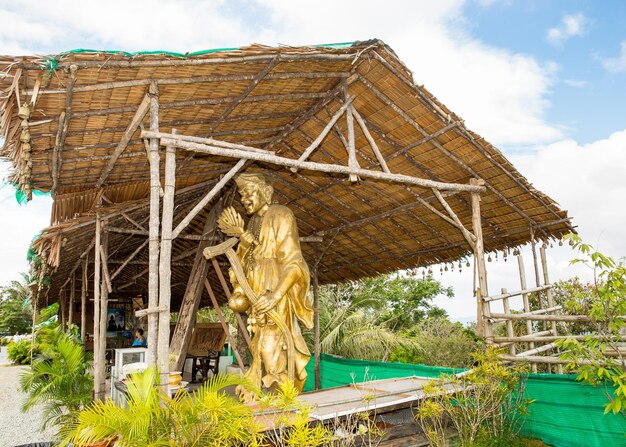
231;204;313;391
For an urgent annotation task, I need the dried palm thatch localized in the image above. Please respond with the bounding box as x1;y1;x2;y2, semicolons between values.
0;40;573;307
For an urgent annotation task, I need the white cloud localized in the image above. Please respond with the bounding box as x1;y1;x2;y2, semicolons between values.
0;0;594;320
564;79;589;88
512;128;626;257
546;12;587;46
603;41;626;73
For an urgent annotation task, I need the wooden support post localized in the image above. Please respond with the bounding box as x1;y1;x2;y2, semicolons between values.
157;133;176;390
93;216;103;400
81;256;87;341
313;244;321;390
540;245;562;373
59;289;66;331
204;279;246;371
501;288;515;355
470;178;491;343
345;99;359;183
95;229;109;402
147;81;160;366
69;271;75;327
517;253;537;372
170;197;224;372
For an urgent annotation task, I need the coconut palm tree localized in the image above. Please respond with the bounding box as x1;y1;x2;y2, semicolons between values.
316;281;420;362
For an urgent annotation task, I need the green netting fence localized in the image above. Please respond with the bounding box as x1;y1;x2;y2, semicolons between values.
303;354;625;447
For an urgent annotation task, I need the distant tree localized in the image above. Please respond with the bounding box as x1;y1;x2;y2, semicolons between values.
390;317;483;368
310;273;453;361
551;276;598;335
0;273;33;335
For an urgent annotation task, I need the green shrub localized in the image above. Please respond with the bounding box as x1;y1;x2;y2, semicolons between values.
20;327;93;433
7;339;38;364
415;348;532;447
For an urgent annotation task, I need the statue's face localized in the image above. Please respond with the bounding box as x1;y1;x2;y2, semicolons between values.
240;184;270;215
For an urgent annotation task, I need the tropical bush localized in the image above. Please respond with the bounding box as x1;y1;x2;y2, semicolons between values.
556;235;626;415
20;325;93;435
61;367;264;447
7;339;38;364
415;348;532;447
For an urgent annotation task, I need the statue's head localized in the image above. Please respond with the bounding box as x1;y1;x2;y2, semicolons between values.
235;173;273;215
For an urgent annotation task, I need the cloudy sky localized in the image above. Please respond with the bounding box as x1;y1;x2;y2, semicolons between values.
1;0;625;320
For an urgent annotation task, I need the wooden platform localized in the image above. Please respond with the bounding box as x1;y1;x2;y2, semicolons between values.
254;375;459;439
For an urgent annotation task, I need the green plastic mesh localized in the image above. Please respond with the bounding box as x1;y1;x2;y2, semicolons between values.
303;354;625;447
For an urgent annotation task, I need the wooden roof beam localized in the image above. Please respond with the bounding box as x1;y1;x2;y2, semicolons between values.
17;51;361;70
51;64;77;194
95;92;152;188
207;56;279;135
144;131;485;193
23;71;348;96
292;96;354;170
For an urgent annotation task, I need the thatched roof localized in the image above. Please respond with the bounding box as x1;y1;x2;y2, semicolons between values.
0;40;573;307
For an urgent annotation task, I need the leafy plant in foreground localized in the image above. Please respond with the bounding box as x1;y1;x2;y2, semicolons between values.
556;234;626;416
19;326;93;434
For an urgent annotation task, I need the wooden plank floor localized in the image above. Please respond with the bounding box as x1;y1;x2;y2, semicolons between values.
253;375;458;430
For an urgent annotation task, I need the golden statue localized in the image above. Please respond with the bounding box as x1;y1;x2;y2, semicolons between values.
211;173;313;402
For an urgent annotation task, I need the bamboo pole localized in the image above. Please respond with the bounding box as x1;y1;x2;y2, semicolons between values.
470;178;491;342
495;334;626;343
351;107;390;173
24;71;346;96
501;288;515;355
147;132;486;193
96;229;109;402
432;188;476;249
111;239;149;280
93;215;102;401
81;256;87;341
147;81;160;366
484;285;552;302
20;50;357;68
345;102;359;182
51;64;77;194
489;312;617;322
95;93;151;188
313;244;321;390
204;279;245;371
540;245;562;373
106;226;219;241
517;253;537;372
171;159;246;239
69;271;75;327
291;95;353;169
157;133;176;391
